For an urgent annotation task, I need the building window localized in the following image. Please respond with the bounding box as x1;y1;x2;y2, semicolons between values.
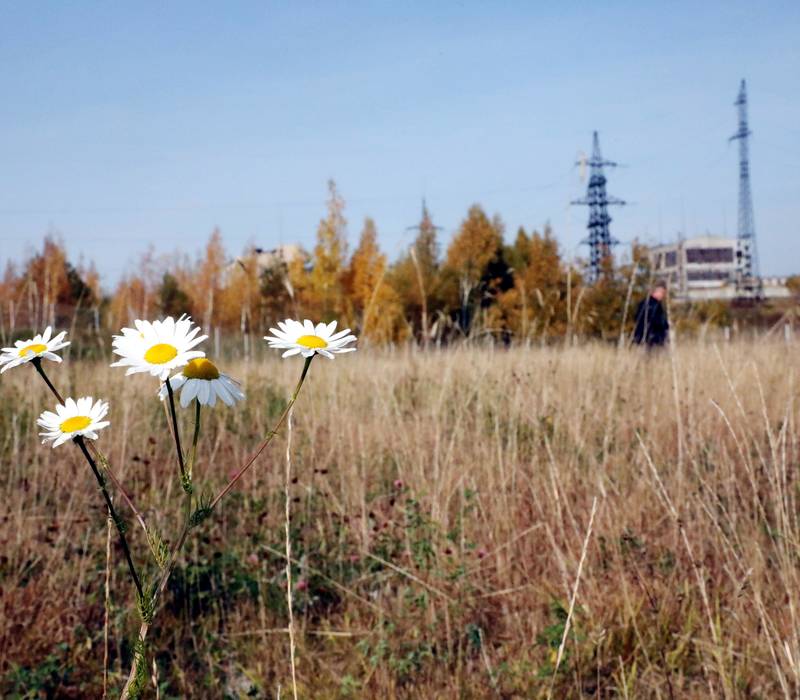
687;270;731;281
686;247;734;264
665;251;677;267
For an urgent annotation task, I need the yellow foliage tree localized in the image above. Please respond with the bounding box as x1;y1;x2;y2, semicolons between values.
217;253;261;334
498;225;570;340
109;247;161;327
109;275;151;328
192;228;227;330
305;180;348;320
345;218;406;343
19;236;69;329
390;201;440;344
443;205;505;334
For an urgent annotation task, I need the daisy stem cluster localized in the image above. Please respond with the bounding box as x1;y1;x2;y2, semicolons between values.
11;316;356;698
121;355;315;698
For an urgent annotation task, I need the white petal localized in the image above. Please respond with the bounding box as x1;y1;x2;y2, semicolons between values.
328;328;353;341
169;375;187;391
220;375;245;401
183;379;200;405
184;334;208;351
212;378;233;405
199;381;211;405
179;383;194;408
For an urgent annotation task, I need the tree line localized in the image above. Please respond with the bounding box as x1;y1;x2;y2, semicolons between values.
3;180;757;350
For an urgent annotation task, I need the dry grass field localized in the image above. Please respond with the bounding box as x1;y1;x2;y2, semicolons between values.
2;339;800;698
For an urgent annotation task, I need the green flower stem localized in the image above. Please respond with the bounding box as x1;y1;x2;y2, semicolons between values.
120;521;190;700
75;435;144;600
124;388;198;695
121;355;315;698
123;468;195;697
31;357;65;403
185;400;201;482
163;377;188;487
210;355;313;510
30;358;151;541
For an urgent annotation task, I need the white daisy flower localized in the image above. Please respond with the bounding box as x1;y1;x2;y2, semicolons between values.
265;319;357;359
0;326;70;373
158;358;245;408
110;315;207;380
37;396;110;448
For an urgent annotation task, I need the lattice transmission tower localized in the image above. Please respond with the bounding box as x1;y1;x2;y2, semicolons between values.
571;131;626;282
729;79;761;295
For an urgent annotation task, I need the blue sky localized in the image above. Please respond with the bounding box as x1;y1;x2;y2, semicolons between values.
1;1;798;286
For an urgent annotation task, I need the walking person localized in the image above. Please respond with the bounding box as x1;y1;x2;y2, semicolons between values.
633;280;669;348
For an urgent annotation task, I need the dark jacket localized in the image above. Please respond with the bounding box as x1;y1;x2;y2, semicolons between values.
633;295;669;346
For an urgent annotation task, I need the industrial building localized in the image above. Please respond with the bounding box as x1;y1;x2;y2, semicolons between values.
647;235;789;300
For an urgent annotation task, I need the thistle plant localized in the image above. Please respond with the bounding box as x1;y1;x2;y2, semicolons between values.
3;316;356;698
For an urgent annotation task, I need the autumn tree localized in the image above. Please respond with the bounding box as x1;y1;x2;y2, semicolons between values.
60;263;89;306
344;218;406;342
442;205;511;335
157;272;191;317
17;236;69;329
109;247;161;327
391;201;441;345
77;259;101;307
305;180;348;320
110;276;148;329
192;229;227;329
212;247;266;358
494;225;570;340
0;261;19;336
786;275;800;299
0;236;99;351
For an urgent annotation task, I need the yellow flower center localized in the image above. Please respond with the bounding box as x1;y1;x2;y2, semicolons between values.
183;358;220;380
297;334;328;349
60;415;92;433
144;343;178;364
19;343;47;357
